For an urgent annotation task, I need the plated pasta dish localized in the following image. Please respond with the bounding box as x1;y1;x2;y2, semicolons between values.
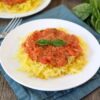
0;0;42;13
16;28;88;79
1;18;99;90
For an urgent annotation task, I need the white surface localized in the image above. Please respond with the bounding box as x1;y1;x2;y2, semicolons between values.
0;0;51;19
0;19;100;91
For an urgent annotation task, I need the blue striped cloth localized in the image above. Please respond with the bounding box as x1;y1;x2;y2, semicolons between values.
0;5;100;100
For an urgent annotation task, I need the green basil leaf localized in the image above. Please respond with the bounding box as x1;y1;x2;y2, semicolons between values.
36;39;50;46
73;3;92;20
73;0;100;34
36;39;66;46
95;18;100;34
52;39;66;46
91;15;100;34
91;15;96;27
90;0;100;18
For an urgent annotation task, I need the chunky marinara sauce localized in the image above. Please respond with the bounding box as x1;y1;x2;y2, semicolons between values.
22;28;82;67
2;0;26;5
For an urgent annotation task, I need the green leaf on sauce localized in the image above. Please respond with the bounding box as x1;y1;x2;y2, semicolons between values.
36;39;50;46
51;39;66;46
36;39;66;47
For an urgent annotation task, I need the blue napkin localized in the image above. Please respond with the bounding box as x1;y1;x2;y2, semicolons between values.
0;5;100;100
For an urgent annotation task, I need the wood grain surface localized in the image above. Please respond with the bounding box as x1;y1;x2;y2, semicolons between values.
0;0;100;100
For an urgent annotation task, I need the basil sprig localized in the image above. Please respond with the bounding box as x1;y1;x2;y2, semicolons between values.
51;39;66;46
73;0;100;34
36;39;50;46
36;39;66;46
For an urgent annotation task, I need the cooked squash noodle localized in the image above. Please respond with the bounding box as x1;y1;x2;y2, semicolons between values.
0;0;42;13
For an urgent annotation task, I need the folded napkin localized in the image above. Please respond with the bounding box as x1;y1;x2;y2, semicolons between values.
0;5;100;100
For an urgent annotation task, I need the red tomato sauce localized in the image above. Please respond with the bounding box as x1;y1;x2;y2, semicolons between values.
22;28;83;67
2;0;26;5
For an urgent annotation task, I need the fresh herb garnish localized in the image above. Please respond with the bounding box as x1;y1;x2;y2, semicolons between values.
51;39;66;46
36;39;50;46
36;39;66;46
73;3;92;20
73;0;100;34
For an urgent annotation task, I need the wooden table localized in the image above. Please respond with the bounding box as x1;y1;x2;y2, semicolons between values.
0;0;100;100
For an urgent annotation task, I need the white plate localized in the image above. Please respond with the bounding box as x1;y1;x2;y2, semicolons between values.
0;19;100;91
0;0;51;19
